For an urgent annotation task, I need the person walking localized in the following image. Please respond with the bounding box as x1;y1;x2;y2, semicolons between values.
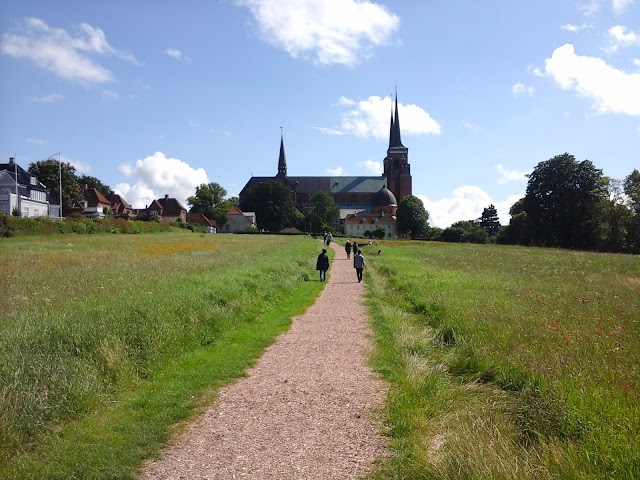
353;249;365;283
345;240;352;259
325;232;333;246
316;248;330;282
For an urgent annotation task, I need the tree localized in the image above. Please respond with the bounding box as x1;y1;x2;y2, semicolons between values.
306;189;340;233
623;169;640;253
624;169;640;215
396;195;429;238
77;174;113;198
479;204;500;235
239;181;303;231
522;153;607;249
441;220;488;244
28;159;82;216
187;182;232;226
372;226;387;239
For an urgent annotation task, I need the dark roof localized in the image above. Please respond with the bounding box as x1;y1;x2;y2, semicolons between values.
187;212;217;227
0;160;50;193
157;196;186;216
374;186;397;206
109;193;132;210
240;175;387;196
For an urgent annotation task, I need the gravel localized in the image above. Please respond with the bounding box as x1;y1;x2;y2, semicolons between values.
140;242;388;479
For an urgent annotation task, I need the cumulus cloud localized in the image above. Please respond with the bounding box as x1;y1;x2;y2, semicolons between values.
326;166;344;175
607;25;640;52
361;160;382;175
0;17;137;83
544;43;640;116
336;95;441;139
116;151;209;209
512;83;534;96
164;48;190;62
496;164;531;184
418;187;522;229
235;0;400;66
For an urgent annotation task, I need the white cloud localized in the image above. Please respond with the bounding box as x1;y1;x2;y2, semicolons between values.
561;24;589;32
544;43;640;116
235;0;400;66
116;151;209;209
62;154;91;174
338;95;441;139
0;17;137;83
26;93;64;103
164;48;190;62
496;164;531;184
313;126;344;135
579;0;600;16
418;187;522;229
462;121;481;133
26;137;45;144
512;83;534;96
361;160;382;175
326;166;344;175
613;0;635;14
607;25;640;52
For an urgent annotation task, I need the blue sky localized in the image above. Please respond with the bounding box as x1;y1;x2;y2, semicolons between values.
1;0;638;227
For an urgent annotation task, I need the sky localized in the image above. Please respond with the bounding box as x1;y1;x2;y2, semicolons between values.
1;0;639;228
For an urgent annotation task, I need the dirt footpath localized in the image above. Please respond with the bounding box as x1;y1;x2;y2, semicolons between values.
140;241;388;479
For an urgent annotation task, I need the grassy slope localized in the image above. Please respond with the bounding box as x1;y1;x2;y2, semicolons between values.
0;232;326;479
362;241;639;480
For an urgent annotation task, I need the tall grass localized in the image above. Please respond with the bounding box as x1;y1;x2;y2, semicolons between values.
0;232;323;477
364;241;639;480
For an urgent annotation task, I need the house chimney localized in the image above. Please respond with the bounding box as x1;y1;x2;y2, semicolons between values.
165;194;169;200
9;157;15;165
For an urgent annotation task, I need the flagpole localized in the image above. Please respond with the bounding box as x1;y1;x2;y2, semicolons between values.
14;157;19;215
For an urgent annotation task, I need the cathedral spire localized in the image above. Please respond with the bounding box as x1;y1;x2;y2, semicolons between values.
277;128;287;177
389;87;404;148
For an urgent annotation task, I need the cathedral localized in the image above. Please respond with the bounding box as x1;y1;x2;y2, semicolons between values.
239;93;412;238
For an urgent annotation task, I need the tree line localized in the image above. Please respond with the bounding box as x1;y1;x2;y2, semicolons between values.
28;153;640;253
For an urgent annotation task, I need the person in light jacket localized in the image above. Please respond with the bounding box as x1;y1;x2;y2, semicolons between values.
353;249;365;283
316;248;330;282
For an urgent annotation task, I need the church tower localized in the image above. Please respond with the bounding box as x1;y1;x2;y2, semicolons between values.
276;131;287;180
383;90;411;203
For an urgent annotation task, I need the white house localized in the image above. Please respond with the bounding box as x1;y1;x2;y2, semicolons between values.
224;205;256;233
0;157;59;218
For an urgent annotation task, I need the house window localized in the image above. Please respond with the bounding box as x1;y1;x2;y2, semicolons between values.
24;207;29;216
34;208;39;216
30;177;37;185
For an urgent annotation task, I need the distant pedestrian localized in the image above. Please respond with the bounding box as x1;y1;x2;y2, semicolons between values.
353;241;359;253
353;249;365;283
325;232;333;246
316;248;330;282
345;240;352;259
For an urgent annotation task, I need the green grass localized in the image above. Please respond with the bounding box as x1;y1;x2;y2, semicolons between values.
362;241;639;480
0;232;325;479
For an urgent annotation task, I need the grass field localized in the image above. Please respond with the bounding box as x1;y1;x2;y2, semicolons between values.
1;233;638;479
0;232;326;479
363;240;639;480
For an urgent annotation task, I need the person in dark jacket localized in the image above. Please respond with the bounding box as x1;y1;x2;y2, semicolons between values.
353;249;365;282
345;240;352;259
316;248;330;282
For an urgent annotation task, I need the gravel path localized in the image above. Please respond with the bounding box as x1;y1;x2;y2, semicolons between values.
140;242;388;479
